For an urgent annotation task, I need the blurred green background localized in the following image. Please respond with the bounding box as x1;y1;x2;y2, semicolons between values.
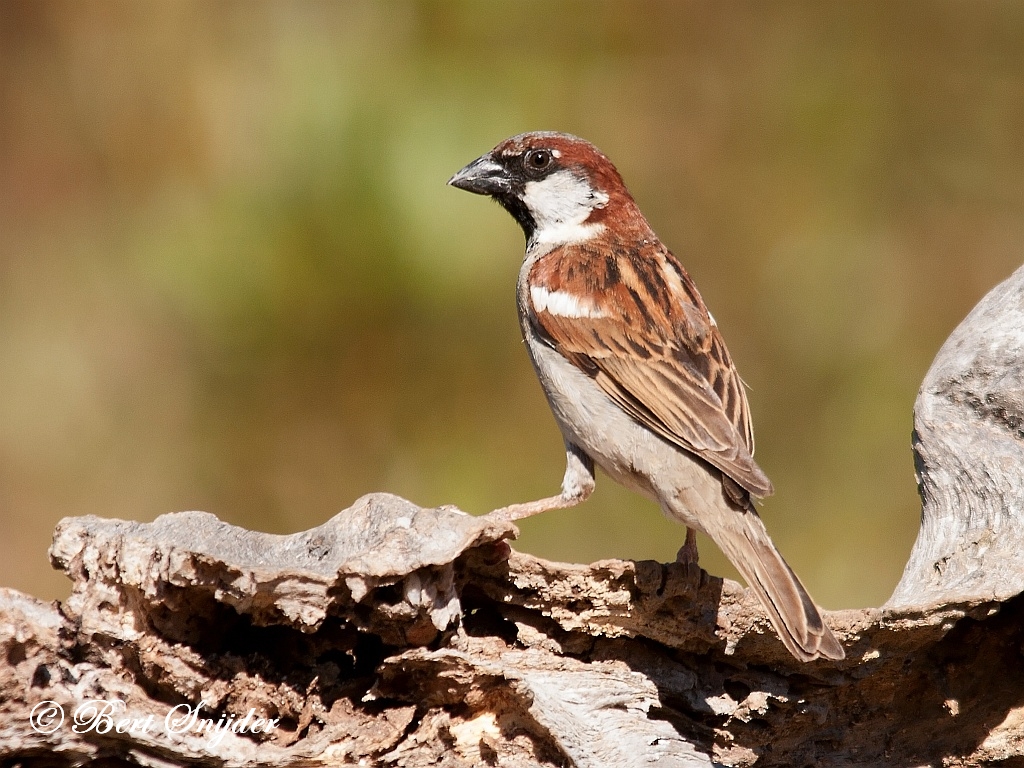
1;1;1021;609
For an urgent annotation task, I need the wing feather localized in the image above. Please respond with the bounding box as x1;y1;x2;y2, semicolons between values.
529;242;773;498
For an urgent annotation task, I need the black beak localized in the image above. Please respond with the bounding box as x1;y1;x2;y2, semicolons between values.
447;153;509;197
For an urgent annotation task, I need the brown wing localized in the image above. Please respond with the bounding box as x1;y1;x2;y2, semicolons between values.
528;242;773;498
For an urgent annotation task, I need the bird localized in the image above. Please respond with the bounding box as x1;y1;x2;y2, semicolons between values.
447;131;844;662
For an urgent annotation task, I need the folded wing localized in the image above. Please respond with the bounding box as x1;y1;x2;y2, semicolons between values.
528;241;773;498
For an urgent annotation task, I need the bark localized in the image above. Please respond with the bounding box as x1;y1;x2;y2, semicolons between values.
2;265;1024;767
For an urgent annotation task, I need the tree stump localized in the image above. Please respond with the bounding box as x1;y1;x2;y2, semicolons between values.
2;265;1023;767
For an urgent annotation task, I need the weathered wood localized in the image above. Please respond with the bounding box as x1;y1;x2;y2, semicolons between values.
1;266;1023;767
889;263;1024;608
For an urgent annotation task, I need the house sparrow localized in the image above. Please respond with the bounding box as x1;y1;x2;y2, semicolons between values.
448;132;844;662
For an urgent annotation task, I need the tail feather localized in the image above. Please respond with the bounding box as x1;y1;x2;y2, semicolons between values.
707;504;845;662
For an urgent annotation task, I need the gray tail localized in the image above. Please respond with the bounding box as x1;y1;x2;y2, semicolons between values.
709;503;845;662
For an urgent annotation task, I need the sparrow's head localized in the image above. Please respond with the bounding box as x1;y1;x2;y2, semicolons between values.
448;132;639;247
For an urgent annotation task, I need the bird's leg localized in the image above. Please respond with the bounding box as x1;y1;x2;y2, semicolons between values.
675;528;700;565
490;442;594;522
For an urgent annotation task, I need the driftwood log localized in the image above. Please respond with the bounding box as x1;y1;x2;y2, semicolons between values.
2;265;1024;767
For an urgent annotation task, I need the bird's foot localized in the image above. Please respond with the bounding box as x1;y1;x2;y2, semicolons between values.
675;528;700;566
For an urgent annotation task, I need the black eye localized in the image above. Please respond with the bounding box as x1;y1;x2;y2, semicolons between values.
524;149;553;174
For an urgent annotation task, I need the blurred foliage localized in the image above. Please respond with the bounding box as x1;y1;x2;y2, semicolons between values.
0;1;1021;607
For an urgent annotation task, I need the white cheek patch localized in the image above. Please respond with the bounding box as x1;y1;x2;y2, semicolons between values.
523;170;609;246
531;285;607;319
